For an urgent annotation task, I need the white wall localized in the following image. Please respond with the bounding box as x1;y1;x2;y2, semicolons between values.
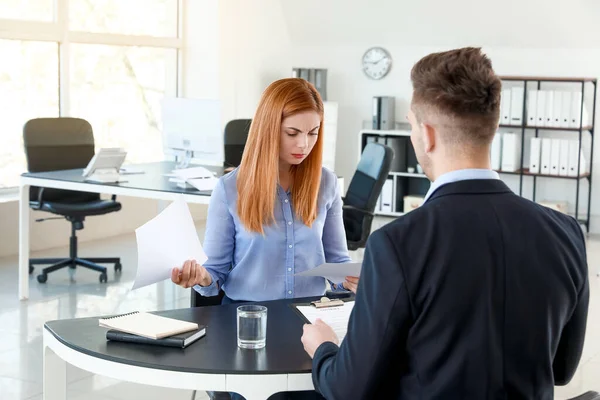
291;46;600;219
217;0;600;231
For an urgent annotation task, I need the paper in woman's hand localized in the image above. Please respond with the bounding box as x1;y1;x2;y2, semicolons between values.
294;262;361;283
133;196;207;290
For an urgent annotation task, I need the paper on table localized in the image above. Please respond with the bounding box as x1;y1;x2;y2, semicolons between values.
133;196;207;290
171;166;215;180
294;262;361;283
295;301;355;342
186;176;218;191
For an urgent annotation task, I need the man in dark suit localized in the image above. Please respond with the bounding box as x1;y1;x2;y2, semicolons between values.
301;47;589;399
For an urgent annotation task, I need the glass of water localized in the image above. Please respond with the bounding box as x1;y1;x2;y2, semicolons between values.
237;305;267;349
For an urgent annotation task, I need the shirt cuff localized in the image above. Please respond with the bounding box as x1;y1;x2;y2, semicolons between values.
193;276;219;297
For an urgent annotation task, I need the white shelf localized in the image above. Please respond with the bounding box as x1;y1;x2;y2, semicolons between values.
360;129;411;137
375;211;404;218
389;171;428;179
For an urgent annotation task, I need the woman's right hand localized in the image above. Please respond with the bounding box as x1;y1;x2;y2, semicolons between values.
171;259;213;288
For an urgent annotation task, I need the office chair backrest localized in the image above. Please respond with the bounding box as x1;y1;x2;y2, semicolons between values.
343;143;393;244
345;143;394;212
223;119;251;168
23;117;99;203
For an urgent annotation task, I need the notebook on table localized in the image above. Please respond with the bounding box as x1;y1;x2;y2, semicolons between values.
99;311;199;340
106;325;206;348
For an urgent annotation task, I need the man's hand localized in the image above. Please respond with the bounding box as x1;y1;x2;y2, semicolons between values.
342;276;359;293
171;259;212;288
301;318;339;358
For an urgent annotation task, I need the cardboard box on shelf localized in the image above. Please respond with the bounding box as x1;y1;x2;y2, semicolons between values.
538;200;568;214
403;195;425;214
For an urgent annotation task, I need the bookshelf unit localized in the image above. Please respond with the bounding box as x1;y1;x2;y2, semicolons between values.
497;76;597;232
359;128;430;217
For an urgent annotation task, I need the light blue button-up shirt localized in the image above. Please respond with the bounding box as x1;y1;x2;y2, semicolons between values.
195;167;352;301
423;168;500;203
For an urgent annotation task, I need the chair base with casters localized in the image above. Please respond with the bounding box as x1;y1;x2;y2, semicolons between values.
30;215;122;284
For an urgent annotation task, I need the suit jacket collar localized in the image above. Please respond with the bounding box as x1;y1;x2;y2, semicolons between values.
427;179;513;203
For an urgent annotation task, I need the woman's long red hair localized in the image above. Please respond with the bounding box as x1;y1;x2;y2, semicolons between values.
237;78;324;234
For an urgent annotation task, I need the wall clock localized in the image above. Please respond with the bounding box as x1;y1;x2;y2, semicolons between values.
362;47;392;80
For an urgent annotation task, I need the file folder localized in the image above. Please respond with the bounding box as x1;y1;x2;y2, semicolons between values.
545;91;554;127
501;89;511;125
529;137;541;174
552;91;563;127
510;87;524;126
501;133;520;172
560;91;572;128
380;178;394;213
549;138;560;175
536;90;546;127
558;139;569;176
570;92;583;128
527;90;537;126
567;140;587;177
540;138;552;175
490;133;502;171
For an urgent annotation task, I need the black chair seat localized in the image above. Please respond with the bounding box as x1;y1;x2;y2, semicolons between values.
32;199;122;218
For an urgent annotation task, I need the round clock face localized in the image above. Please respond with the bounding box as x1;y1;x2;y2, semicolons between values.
362;47;392;80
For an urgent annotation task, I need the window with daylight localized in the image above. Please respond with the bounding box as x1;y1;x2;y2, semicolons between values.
0;0;181;189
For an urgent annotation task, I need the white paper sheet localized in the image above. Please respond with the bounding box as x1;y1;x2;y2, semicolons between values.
186;176;218;191
133;196;207;290
294;262;361;283
171;166;215;180
295;301;355;342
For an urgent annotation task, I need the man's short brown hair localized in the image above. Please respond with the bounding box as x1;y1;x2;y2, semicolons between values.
411;47;502;147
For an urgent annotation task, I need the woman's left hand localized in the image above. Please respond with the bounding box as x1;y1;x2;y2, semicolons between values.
342;276;359;293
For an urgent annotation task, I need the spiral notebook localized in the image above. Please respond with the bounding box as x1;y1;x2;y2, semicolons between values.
99;312;199;340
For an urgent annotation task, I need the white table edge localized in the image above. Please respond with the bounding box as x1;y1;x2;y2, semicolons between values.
43;328;314;400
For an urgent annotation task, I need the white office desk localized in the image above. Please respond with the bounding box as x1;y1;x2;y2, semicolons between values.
19;162;219;300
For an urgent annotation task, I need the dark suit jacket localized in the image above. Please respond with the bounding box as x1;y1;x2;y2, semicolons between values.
312;179;589;400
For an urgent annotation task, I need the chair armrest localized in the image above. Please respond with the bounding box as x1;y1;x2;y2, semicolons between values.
342;204;374;217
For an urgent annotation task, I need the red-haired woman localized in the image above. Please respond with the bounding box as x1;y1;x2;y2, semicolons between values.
172;78;358;302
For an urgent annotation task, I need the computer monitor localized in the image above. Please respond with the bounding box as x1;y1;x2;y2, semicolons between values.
161;97;223;168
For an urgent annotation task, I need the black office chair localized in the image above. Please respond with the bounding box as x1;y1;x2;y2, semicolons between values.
24;117;123;284
190;288;225;308
342;142;394;251
223;119;251;170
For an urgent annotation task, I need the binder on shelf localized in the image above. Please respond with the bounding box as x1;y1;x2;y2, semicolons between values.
529;137;541;174
544;91;554;127
552;91;563;127
501;132;520;172
386;137;408;172
490;133;502;171
549;139;561;175
380;178;394;213
536;90;547;127
570;92;583;128
567;140;587;177
560;91;572;128
500;89;512;125
509;87;524;126
540;138;552;175
558;139;570;176
526;90;538;126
